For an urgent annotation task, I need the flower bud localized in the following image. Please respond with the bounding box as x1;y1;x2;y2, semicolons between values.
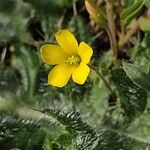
85;0;99;22
85;0;107;28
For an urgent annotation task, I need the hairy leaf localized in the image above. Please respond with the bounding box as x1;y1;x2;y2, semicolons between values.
14;47;40;100
123;62;150;91
111;68;147;117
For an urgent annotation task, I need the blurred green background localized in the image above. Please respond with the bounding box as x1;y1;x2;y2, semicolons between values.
0;0;150;150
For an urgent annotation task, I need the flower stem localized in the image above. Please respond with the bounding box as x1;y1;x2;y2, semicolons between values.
73;0;77;16
119;21;139;49
89;65;114;94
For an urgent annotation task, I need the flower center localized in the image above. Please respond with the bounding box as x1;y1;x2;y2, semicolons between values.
66;55;81;65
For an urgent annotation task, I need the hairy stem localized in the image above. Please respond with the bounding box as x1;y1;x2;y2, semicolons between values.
73;0;77;16
119;21;139;49
89;65;114;94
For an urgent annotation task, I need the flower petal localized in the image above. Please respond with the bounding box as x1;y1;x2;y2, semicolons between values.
48;64;74;87
78;42;93;64
40;44;68;65
72;63;90;84
55;30;78;55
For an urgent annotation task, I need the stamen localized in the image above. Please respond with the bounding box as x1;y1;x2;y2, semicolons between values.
67;55;81;65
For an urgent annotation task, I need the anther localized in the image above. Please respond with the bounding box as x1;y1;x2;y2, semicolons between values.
67;55;81;65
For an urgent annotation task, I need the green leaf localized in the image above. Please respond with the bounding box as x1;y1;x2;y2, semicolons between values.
23;0;61;17
138;16;150;32
111;68;147;117
42;108;100;149
0;65;20;93
0;0;16;13
1;98;149;150
13;47;40;100
121;0;145;25
0;114;43;150
56;133;74;149
41;107;150;150
127;113;150;145
69;15;94;45
145;0;150;8
0;1;30;43
125;0;135;7
123;62;150;91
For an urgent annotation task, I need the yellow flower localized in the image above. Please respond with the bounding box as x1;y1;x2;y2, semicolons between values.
40;29;93;87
